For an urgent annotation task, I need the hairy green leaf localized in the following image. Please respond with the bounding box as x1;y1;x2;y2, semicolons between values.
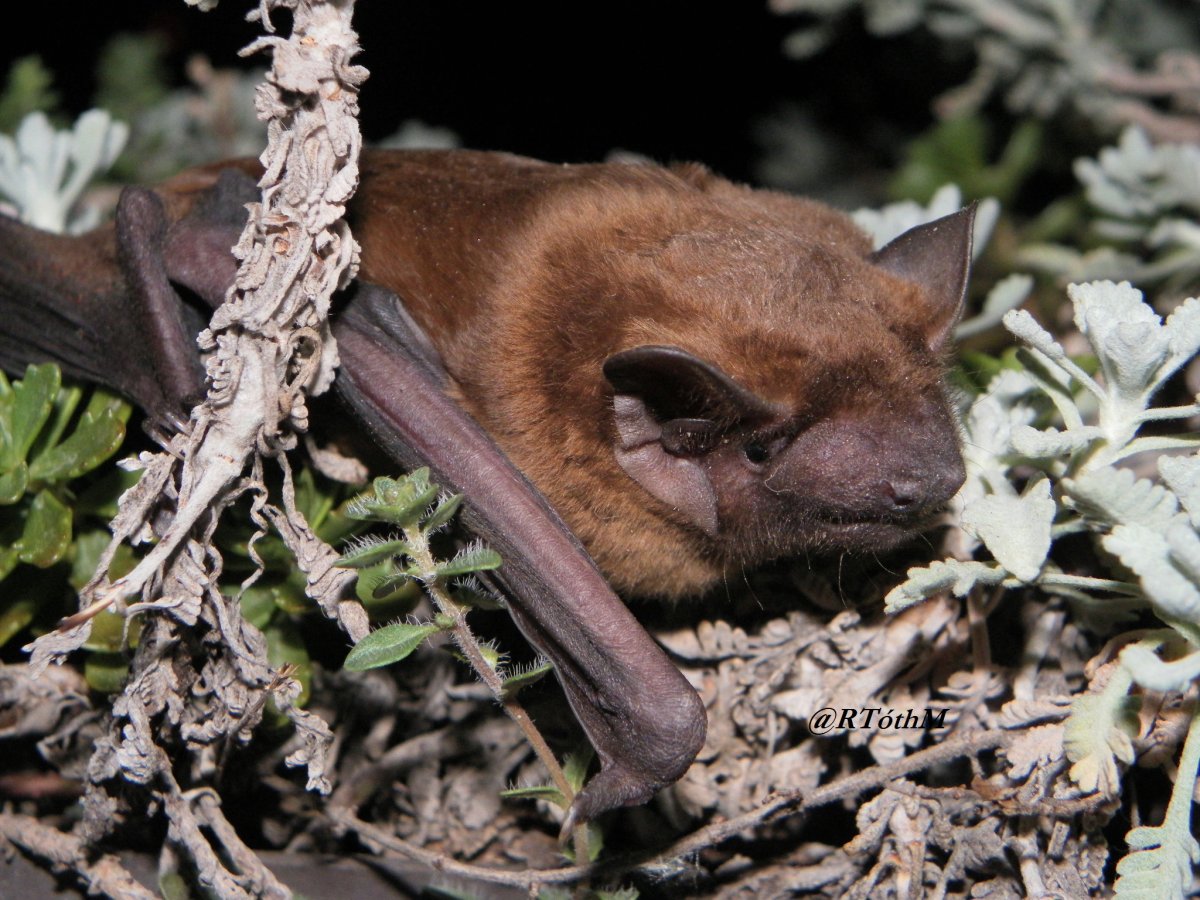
344;622;439;672
884;560;1009;613
347;471;439;527
961;476;1054;582
336;536;412;569
1065;467;1179;530
434;544;502;580
422;492;463;533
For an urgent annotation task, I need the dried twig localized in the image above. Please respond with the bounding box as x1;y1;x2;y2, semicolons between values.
0;813;156;900
331;728;1017;890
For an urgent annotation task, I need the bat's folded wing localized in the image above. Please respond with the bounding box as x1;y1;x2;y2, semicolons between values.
334;286;707;825
0;168;708;826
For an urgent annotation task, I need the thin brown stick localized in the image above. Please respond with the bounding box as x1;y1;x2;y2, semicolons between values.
331;728;1017;889
0;812;157;900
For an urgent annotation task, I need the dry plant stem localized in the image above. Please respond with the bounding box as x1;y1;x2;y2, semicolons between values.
0;812;156;900
331;729;1017;890
966;585;992;671
401;522;590;860
29;0;369;661
330;727;467;809
19;0;365;895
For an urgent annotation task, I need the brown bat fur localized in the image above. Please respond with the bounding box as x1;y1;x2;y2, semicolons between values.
342;152;962;598
152;151;967;600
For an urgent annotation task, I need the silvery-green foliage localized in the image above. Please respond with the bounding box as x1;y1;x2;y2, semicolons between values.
771;0;1200;140
771;0;925;58
1024;128;1200;287
124;68;266;182
891;279;1200;615
1077;128;1200;225
376;119;461;150
0;110;127;234
886;279;1200;895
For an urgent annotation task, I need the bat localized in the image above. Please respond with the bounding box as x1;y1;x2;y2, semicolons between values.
0;150;973;826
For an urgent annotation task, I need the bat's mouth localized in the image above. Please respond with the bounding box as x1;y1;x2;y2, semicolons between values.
810;512;945;552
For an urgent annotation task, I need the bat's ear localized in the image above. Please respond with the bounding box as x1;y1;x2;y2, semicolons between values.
603;345;777;535
871;203;976;352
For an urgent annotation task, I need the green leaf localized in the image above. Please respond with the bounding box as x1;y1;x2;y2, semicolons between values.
451;640;504;673
0;56;59;133
336;537;412;569
84;651;130;694
344;621;439;671
354;560;411;606
450;581;503;610
0;596;36;647
1160;454;1200;528
422;493;463;533
69;529;110;591
17;489;71;567
1064;668;1139;795
501;660;554;697
1011;424;1103;458
29;383;81;461
347;470;439;527
0;461;27;505
1070;281;1179;406
239;585;279;630
595;889;638;900
1113;708;1200;899
1119;644;1200;694
434;544;502;580
372;572;417;601
271;576;311;616
28;408;125;482
562;745;594;794
500;784;565;804
3;363;58;470
293;465;334;532
1104;523;1200;637
82;610;138;653
0;544;19;582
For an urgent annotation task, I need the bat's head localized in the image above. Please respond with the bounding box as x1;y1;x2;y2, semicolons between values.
601;207;973;577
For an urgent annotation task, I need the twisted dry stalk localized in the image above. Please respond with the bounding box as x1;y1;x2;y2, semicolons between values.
11;1;371;895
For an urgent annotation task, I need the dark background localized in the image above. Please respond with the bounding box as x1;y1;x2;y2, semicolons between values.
7;1;954;188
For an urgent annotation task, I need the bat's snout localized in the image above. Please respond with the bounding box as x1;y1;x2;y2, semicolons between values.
768;402;966;528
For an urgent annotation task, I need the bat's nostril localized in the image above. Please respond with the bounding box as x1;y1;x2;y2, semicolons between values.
884;479;923;509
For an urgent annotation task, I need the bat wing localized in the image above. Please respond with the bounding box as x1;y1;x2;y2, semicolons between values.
0;189;207;426
0;169;707;826
334;286;706;825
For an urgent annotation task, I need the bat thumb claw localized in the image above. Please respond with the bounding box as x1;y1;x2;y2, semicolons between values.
561;762;662;835
558;808;579;845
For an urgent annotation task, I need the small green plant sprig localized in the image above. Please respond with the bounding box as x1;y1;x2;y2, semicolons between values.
0;364;132;666
335;470;594;857
887;280;1200;898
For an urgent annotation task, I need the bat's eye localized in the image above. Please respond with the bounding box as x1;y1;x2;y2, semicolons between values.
743;441;770;464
